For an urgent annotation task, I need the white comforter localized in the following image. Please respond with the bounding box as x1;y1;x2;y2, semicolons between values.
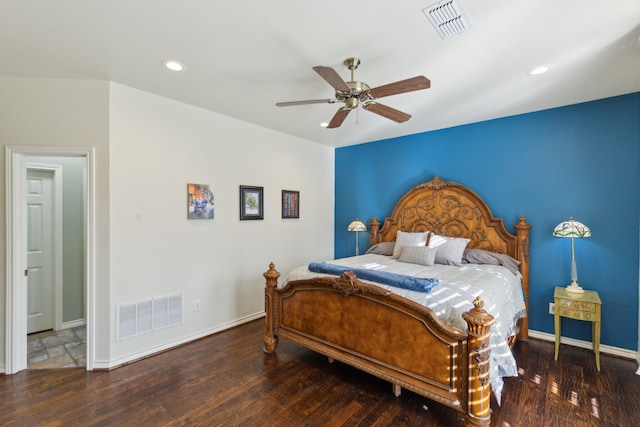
284;253;526;403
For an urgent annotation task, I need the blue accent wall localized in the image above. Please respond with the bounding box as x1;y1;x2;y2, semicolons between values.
335;93;640;350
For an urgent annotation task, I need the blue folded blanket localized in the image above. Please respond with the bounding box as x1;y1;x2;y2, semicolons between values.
308;262;439;293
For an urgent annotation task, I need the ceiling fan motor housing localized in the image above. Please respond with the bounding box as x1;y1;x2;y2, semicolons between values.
336;81;371;108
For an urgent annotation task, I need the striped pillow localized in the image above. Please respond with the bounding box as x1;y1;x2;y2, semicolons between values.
398;245;437;266
392;230;430;259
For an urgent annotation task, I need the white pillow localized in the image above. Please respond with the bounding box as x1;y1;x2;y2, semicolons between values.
398;245;437;266
392;230;430;259
429;234;470;265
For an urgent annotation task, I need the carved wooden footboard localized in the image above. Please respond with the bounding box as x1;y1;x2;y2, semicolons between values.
264;264;496;427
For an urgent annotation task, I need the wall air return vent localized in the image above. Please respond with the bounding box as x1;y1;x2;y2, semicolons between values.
116;293;183;341
423;0;473;39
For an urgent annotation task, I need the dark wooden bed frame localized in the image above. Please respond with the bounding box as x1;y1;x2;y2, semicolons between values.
263;176;531;426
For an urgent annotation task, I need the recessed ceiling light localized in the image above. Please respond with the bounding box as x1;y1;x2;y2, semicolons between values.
527;64;552;76
320;122;329;128
162;60;184;71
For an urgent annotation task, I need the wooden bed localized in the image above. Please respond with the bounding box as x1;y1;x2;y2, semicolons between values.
263;176;531;427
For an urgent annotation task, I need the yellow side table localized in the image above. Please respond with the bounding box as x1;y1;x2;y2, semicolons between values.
554;286;602;371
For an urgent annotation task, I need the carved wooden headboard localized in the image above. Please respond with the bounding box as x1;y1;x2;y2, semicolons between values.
369;176;532;338
370;176;529;256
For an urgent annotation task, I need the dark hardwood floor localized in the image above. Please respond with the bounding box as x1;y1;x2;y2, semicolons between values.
1;319;639;426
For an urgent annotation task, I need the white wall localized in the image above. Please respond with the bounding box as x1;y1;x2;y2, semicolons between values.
1;77;333;371
107;83;334;363
0;77;110;369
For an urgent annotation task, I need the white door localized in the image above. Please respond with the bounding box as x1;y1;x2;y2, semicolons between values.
26;169;54;334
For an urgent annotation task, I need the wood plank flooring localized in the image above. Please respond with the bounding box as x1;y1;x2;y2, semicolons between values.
1;319;639;426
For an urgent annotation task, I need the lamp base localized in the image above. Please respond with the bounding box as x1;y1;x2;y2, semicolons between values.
565;283;584;294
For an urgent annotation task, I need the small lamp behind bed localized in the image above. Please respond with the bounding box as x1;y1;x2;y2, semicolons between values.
348;219;367;256
553;217;591;294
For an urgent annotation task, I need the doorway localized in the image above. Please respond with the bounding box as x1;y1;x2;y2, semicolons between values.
5;146;95;374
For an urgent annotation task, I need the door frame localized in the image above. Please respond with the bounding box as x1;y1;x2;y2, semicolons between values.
5;145;95;374
26;163;63;333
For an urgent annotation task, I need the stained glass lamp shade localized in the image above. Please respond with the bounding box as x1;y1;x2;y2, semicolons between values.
553;217;591;294
347;219;367;256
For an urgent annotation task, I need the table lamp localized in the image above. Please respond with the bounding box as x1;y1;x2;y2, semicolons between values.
553;217;591;294
347;219;367;256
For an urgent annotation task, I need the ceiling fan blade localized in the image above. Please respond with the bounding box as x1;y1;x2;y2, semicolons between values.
362;102;411;123
327;108;351;128
368;76;431;99
313;66;351;93
276;99;336;107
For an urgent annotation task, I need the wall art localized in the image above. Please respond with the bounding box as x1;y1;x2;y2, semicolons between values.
240;185;264;220
282;190;299;219
187;183;214;220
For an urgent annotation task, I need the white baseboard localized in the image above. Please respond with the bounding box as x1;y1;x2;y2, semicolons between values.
528;329;638;360
92;312;264;370
60;319;86;330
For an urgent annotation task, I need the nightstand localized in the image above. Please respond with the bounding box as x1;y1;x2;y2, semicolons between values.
554;286;602;371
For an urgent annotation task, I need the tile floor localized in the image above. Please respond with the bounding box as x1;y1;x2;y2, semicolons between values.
27;325;86;369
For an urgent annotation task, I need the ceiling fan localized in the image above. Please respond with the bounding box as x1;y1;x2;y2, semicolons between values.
276;57;431;129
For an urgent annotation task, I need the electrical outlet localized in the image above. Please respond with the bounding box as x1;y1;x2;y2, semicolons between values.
549;302;554;315
194;299;201;312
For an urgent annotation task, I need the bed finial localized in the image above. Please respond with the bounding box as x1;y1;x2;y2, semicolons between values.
264;262;280;284
463;297;496;334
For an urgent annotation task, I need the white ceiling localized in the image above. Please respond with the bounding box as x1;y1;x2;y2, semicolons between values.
2;1;639;148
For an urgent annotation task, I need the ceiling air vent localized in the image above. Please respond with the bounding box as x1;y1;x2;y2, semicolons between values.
423;0;473;39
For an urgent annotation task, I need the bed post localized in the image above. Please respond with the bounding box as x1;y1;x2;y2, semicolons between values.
462;297;496;427
515;216;532;340
369;216;380;245
263;262;281;353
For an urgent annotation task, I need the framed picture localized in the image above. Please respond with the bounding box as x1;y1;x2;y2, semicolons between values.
240;185;264;220
282;190;299;219
187;183;214;220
